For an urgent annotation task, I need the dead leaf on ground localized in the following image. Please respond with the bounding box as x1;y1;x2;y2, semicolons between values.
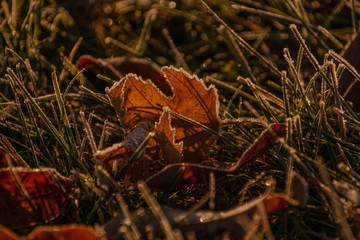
0;168;72;229
76;55;172;96
154;110;183;164
107;66;220;163
99;67;286;189
0;224;104;240
96;122;160;180
145;123;286;189
104;174;306;240
96;122;150;174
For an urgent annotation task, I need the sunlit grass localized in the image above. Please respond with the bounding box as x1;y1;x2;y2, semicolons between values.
0;0;359;239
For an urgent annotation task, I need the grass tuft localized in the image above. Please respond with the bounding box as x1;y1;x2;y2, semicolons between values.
0;0;359;238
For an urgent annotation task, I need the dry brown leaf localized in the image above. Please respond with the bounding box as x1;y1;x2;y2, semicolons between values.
76;55;172;96
96;122;160;180
104;196;277;240
154;110;183;164
0;168;72;229
0;224;104;240
95;106;184;182
145;123;286;189
228;123;287;170
107;66;220;163
104;175;306;239
96;122;150;174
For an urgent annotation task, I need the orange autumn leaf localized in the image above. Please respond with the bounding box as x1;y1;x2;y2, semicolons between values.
264;194;298;214
154;110;183;164
227;123;287;170
107;66;220;163
0;224;104;240
0;168;72;229
76;55;172;96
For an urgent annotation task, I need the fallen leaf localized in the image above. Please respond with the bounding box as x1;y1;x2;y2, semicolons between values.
145;123;286;189
96;122;150;174
154;110;183;164
96;121;161;181
0;167;72;229
104;175;306;239
107;66;220;163
228;123;287;170
0;224;104;240
76;55;172;96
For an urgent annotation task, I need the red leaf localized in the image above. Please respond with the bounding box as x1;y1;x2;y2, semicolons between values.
230;123;287;169
0;168;72;229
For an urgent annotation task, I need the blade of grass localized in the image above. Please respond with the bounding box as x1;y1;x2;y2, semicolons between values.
0;135;29;167
328;62;346;140
201;0;281;77
317;157;356;240
281;71;291;117
283;48;313;115
218;25;257;84
8;70;39;166
80;111;97;155
232;4;303;26
135;8;157;56
138;181;180;240
52;71;78;151
6;68;87;172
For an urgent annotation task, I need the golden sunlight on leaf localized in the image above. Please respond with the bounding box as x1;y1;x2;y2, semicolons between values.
107;66;220;163
154;110;183;164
